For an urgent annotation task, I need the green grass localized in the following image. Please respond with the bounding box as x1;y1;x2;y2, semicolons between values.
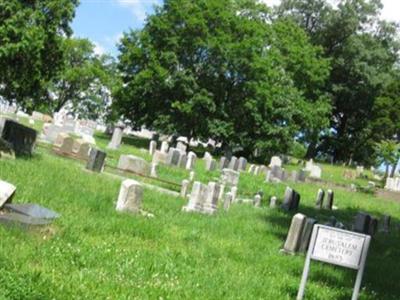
1;126;400;299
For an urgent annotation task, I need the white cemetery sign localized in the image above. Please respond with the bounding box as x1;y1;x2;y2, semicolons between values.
297;225;371;300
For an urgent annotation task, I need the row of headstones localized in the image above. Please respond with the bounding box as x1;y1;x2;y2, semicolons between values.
218;155;247;172
265;166;308;183
42;118;96;144
282;211;392;255
53;133;93;161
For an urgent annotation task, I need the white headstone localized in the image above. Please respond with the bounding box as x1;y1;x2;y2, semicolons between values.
116;179;143;214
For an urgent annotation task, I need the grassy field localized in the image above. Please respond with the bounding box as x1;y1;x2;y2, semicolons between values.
1;125;400;299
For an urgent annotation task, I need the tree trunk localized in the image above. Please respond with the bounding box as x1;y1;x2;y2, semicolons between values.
390;160;398;178
305;141;317;159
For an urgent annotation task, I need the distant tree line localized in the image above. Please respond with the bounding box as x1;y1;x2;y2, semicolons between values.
1;0;399;170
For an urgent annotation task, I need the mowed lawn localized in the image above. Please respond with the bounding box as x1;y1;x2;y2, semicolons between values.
1;140;400;299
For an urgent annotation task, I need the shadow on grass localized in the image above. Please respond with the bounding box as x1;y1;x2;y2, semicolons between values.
262;204;400;299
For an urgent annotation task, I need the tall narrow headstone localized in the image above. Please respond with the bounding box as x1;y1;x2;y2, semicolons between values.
315;189;325;209
189;171;195;182
223;192;233;211
205;158;217;171
166;148;181;166
299;218;317;252
248;164;255;174
219;156;229;169
238;157;247;171
186;152;197;170
202;182;221;214
182;181;207;212
160;141;169;153
221;169;240;186
323;189;334;210
180;180;190;198
281;187;294;211
178;152;188;169
231;186;238;202
149;140;157;155
265;170;272;182
86;148;106;173
228;156;238;170
150;163;158;178
282;213;307;254
116;179;143;214
270;196;277;208
107;125;124;150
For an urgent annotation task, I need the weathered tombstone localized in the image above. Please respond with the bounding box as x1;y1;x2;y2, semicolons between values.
368;217;378;236
253;194;261;207
219;156;229;169
150;163;158;178
282;213;307;254
189;171;195;182
86;148;106;172
205;158;217;171
315;189;325;209
269;196;277;208
297;225;371;300
323;189;334;210
218;184;225;200
176;141;187;152
231;186;238;202
1;119;37;156
58;135;74;154
107;125;124;150
166;148;181;166
152;150;167;165
248;164;255;174
356;166;364;177
203;151;212;161
202;182;221;214
254;166;260;176
182;181;207;212
0;213;52;227
178;152;188;168
160;141;169;153
228;156;238;170
238;157;247;171
380;215;391;233
116;179;143;214
309;165;322;179
292;191;301;210
299;218;317;252
186;152;197;170
72;139;91;160
118;155;150;176
221;169;240;186
269;156;282;168
149;140;157;155
281;187;295;211
297;170;307;182
223;192;233;211
0;180;16;208
180;180;190;198
353;212;371;234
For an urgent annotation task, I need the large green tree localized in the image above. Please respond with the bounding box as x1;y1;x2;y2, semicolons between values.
115;0;329;160
276;0;399;164
0;0;78;112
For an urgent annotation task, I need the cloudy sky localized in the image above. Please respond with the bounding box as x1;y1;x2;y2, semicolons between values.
72;0;400;56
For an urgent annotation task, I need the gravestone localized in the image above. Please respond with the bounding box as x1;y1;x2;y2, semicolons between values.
189;171;195;181
228;156;238;171
118;155;150;176
203;151;212;161
178;152;188;168
1;119;37;156
202;182;221;214
58;134;74;154
0;213;52;227
265;170;272;182
160;141;169;153
282;187;300;211
315;189;325;209
180;180;190;198
186;152;197;170
221;169;240;186
149;140;157;155
176;141;187;152
205;158;217;171
182;181;207;212
299;218;317;252
368;217;378;236
282;213;307;254
231;186;238;202
72;139;91;160
107;125;124;150
218;184;225;200
309;165;322;179
380;215;391;233
152;150;167;165
270;196;277;208
269;156;282;168
116;179;143;214
254;166;260;176
4;203;60;219
353;212;371;234
238;157;247;171
149;163;158;178
219;156;229;169
0;180;16;208
323;189;334;210
224;192;233;211
166;148;181;166
86;148;107;172
253;194;261;207
248;164;255;174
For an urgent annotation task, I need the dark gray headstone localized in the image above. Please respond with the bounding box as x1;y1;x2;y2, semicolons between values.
315;189;325;209
368;217;378;236
323;189;334;210
86;148;107;172
291;191;301;210
1;119;37;156
353;212;371;234
281;187;294;211
380;215;391;233
219;156;229;169
299;218;317;252
4;203;60;219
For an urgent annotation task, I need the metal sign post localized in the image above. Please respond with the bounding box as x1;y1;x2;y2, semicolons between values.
297;225;371;300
